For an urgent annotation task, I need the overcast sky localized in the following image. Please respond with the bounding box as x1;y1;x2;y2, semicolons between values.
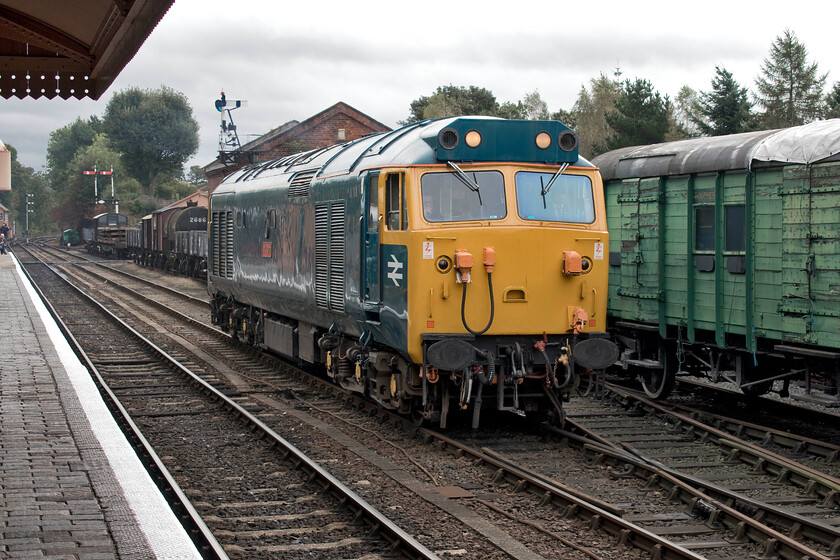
2;0;838;175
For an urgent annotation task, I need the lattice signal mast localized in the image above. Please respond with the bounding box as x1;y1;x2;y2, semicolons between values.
215;91;246;156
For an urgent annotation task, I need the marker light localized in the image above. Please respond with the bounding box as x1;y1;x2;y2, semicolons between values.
535;131;552;149
465;130;482;148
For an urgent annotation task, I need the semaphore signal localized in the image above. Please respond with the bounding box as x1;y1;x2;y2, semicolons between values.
83;166;118;213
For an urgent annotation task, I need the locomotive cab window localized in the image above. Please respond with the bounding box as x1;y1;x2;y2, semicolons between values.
725;204;746;252
385;173;407;231
421;170;506;222
694;205;715;252
515;171;594;223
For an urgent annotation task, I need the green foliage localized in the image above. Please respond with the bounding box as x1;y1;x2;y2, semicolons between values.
754;29;826;128
691;67;754;136
187;165;208;186
46;116;102;189
103;86;199;195
497;101;527;120
673;86;701;137
43;86;200;226
50;135;141;229
826;82;840;119
0;144;50;235
126;194;160;219
154;178;199;201
604;79;670;152
567;73;621;157
550;108;576;128
522;90;549;120
403;85;508;123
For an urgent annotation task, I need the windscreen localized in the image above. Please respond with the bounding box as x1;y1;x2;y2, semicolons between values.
421;171;506;222
515;171;595;223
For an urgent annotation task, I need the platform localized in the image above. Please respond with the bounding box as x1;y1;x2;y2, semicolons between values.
0;251;202;559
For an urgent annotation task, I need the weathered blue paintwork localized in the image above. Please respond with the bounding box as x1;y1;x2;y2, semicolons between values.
209;117;591;357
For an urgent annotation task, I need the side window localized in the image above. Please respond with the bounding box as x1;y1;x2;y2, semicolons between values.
236;211;242;227
694;206;714;252
724;205;745;252
367;176;379;233
385;173;406;231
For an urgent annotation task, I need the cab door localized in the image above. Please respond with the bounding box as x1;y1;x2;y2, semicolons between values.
362;172;381;320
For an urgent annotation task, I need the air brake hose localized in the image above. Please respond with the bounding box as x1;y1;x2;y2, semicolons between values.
461;272;494;335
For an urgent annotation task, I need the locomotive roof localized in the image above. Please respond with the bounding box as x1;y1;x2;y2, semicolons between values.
592;118;840;180
214;116;592;194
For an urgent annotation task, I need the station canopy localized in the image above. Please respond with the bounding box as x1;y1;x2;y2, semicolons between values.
0;0;174;100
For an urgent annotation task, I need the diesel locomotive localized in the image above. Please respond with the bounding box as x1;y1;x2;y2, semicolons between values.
208;117;619;428
593;119;840;405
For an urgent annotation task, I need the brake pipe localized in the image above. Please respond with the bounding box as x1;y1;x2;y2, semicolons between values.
457;247;495;336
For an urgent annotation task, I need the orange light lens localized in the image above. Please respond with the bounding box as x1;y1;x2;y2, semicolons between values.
535;132;551;149
465;130;482;148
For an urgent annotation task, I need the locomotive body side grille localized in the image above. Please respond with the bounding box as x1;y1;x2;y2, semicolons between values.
288;169;318;197
211;211;220;277
314;202;345;312
211;211;234;279
329;202;345;313
224;211;233;278
315;204;329;309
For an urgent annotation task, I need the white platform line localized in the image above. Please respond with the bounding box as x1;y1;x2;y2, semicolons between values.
13;253;203;560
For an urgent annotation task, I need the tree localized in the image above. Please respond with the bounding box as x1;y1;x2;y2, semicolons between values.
103;86;199;195
187;165;207;186
826;82;840;119
497;101;527;120
522;90;549;120
691;67;754;136
754;29;826;128
561;72;621;158
604;78;670;152
674;86;702;137
0;144;50;236
51;135;142;230
46;116;102;189
403;85;502;123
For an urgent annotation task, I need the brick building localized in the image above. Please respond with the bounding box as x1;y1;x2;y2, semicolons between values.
204;102;391;192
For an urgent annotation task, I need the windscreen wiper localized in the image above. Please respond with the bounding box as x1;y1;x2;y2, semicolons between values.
540;162;569;208
447;161;483;206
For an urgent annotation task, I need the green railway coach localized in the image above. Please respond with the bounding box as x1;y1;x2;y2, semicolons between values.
592;120;840;404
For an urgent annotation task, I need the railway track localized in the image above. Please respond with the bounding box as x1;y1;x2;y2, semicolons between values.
555;387;840;558
16;246;437;560
17;244;840;559
18;245;704;559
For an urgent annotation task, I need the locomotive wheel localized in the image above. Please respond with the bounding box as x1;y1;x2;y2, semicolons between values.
640;342;676;399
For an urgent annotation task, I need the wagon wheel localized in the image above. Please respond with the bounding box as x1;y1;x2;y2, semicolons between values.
741;381;772;398
640;342;676;399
